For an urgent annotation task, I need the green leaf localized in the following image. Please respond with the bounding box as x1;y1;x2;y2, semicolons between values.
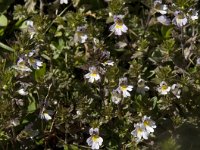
28;98;36;113
0;14;7;26
161;26;173;39
34;63;46;82
0;42;15;52
151;96;158;109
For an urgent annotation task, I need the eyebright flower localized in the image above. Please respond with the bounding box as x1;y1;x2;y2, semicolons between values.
102;60;114;66
18;88;28;96
187;9;198;21
86;128;103;150
117;77;133;98
26;20;34;28
157;81;171;95
25;20;35;39
60;0;68;4
131;123;149;142
111;89;122;104
171;84;181;99
10;118;20;127
157;15;171;25
109;15;128;36
136;79;149;95
84;66;101;83
74;26;88;43
196;57;200;65
28;49;36;57
172;11;188;27
13;57;32;72
40;110;53;121
28;58;43;70
154;0;168;15
142;116;156;133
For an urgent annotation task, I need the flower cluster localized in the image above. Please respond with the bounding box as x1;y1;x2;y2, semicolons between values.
84;50;114;83
157;81;181;98
131;116;156;142
13;50;43;74
154;0;198;27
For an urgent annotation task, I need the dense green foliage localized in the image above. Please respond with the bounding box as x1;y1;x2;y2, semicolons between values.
0;0;200;149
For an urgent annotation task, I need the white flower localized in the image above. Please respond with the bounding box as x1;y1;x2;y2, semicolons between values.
131;123;149;142
18;88;28;96
117;77;133;98
102;60;114;66
154;0;168;15
40;110;53;121
74;26;88;43
118;85;133;98
84;66;101;83
60;0;68;4
10;119;20;127
187;9;198;21
109;15;128;36
142;116;156;133
136;79;149;95
13;58;32;72
157;15;171;25
26;20;34;28
25;20;35;39
87;128;103;150
28;49;36;57
157;81;171;95
111;90;121;104
28;58;43;70
196;57;200;65
172;11;188;27
171;84;181;99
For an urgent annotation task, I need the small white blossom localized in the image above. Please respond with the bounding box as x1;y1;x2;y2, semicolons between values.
18;88;28;96
171;84;181;99
157;81;171;95
13;58;32;72
87;128;103;150
26;20;34;28
25;20;35;39
10;119;20;127
117;77;133;98
154;0;168;15
28;58;43;70
28;49;36;57
111;90;121;104
187;9;198;21
109;15;128;36
136;79;149;95
40;110;53;121
157;15;171;25
74;26;88;43
102;60;114;66
172;11;188;27
142;116;156;133
60;0;68;4
84;66;101;83
131;123;149;142
196;57;200;65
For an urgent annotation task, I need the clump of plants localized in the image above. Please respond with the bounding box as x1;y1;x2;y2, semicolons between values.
0;0;200;149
